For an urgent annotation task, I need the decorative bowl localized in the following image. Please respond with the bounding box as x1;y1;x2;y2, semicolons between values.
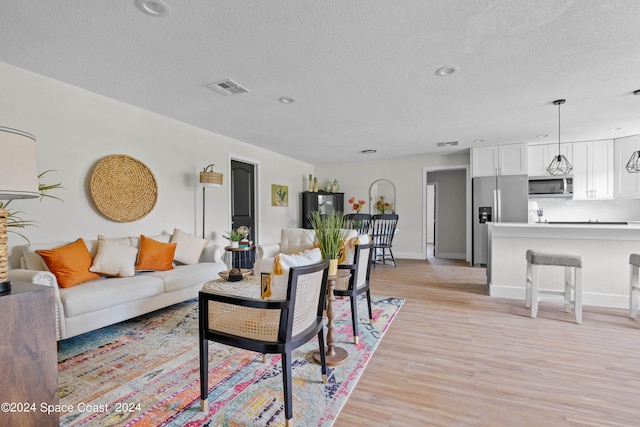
218;269;252;281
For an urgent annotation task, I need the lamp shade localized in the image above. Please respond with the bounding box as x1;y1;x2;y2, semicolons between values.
199;164;223;188
0;127;39;200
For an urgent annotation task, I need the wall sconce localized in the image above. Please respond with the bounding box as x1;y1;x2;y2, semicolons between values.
199;164;223;238
0;127;40;292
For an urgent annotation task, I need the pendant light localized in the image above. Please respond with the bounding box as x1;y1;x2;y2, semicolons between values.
626;151;640;173
546;99;573;175
626;90;640;173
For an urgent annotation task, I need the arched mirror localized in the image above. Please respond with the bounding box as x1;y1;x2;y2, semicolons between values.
369;179;396;214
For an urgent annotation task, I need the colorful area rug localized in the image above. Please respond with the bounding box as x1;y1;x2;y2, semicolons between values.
58;294;404;426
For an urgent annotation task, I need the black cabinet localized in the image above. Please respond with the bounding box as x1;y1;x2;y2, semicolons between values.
301;191;344;229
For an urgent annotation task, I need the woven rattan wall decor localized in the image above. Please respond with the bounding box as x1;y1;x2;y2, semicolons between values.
90;154;158;222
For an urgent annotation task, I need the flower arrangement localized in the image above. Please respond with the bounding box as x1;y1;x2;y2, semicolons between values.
375;195;391;214
348;196;366;213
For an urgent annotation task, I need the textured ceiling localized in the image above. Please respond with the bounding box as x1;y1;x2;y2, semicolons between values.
1;0;640;164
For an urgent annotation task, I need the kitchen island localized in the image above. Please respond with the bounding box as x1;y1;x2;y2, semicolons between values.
487;222;640;308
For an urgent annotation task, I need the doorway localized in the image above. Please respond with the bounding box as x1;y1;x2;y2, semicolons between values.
425;168;468;261
230;159;257;243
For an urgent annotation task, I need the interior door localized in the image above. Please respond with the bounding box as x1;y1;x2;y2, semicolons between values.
231;160;256;242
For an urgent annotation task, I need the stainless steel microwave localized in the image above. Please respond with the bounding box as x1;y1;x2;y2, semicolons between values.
528;176;573;198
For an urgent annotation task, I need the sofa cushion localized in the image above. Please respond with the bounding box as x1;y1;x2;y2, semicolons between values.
36;238;101;288
135;234;176;271
24;240;71;271
280;228;316;254
145;262;225;293
170;228;208;265
90;235;138;277
60;275;165;317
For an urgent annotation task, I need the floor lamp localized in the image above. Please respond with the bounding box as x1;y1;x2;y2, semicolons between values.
199;164;223;238
0;127;40;292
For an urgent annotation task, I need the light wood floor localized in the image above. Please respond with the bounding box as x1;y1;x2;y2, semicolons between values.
334;258;640;426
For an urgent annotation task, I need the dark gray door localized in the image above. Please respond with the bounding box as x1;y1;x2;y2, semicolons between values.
231;160;256;242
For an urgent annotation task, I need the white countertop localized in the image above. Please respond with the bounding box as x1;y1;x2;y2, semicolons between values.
489;221;640;230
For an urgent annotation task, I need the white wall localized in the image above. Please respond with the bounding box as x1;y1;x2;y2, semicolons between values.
315;151;470;260
0;62;313;267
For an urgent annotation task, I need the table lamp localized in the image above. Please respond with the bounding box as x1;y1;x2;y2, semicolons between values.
0;127;39;293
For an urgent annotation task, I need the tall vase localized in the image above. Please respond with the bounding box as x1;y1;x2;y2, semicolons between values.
329;258;339;276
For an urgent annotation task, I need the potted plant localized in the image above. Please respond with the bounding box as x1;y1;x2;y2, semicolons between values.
223;229;243;248
308;210;350;276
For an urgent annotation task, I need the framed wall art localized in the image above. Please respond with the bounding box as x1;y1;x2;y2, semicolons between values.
271;184;288;207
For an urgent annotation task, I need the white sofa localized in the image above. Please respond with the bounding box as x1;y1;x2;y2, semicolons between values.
253;228;358;275
9;232;227;341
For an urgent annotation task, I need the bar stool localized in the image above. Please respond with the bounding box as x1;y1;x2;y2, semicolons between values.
525;249;583;324
629;253;640;319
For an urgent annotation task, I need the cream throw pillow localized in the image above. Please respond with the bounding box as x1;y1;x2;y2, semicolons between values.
170;228;208;265
267;248;323;300
89;235;138;277
341;234;370;265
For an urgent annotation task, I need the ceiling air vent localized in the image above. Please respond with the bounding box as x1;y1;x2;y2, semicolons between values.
437;141;459;147
207;79;250;96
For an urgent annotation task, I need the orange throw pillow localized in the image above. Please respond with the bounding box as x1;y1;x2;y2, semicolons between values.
135;235;176;271
36;238;101;288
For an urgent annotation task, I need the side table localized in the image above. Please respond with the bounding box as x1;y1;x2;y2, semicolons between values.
224;245;256;270
313;269;351;367
0;281;58;426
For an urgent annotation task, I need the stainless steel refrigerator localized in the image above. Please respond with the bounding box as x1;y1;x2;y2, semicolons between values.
472;175;528;266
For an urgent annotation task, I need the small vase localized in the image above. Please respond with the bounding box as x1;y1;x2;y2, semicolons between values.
230;241;239;248
328;258;339;276
331;179;339;193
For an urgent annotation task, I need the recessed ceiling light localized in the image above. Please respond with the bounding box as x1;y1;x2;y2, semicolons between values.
136;0;170;17
279;96;296;104
537;134;549;138
473;139;484;143
435;65;460;76
361;149;377;154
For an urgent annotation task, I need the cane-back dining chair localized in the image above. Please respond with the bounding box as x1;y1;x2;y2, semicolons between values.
336;241;373;344
199;260;330;426
371;213;398;268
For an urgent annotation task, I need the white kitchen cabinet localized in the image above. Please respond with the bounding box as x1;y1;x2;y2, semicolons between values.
614;134;640;198
527;143;573;177
472;143;527;177
572;140;614;200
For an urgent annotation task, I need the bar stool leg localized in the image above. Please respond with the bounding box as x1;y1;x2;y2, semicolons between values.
530;264;539;318
564;266;572;313
574;267;582;324
630;264;639;319
525;262;533;309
